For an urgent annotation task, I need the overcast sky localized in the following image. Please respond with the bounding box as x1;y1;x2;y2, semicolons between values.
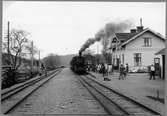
3;2;166;58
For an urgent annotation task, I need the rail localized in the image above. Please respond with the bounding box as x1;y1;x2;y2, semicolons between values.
78;75;161;115
1;68;63;114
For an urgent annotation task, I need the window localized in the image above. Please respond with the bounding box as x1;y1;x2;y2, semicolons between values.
144;37;152;46
134;53;142;66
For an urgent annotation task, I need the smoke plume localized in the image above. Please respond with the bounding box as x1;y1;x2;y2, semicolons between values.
79;19;134;55
104;19;134;37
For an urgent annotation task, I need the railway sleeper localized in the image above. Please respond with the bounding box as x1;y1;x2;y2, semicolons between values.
83;76;160;115
79;76;127;115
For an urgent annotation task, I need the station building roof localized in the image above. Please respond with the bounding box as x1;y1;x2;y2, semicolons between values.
155;48;166;55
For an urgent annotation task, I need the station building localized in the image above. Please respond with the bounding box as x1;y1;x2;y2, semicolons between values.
107;26;165;73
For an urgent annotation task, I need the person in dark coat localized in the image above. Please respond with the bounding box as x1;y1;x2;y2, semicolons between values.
101;63;106;77
124;63;129;79
125;63;129;73
119;64;125;80
150;64;155;80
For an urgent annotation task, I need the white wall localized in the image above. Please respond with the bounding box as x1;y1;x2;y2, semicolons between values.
126;31;165;50
124;50;162;66
112;31;165;69
125;31;165;67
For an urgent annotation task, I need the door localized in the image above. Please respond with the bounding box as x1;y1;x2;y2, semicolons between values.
154;58;160;77
162;55;165;79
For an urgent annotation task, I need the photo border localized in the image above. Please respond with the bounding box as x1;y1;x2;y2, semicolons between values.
0;0;166;116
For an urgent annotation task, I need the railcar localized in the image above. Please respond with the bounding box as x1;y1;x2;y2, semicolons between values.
70;56;87;75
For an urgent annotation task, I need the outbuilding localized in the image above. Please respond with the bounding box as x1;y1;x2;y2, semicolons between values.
155;48;165;79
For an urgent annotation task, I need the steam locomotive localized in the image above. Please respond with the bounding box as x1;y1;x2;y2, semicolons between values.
70;55;87;75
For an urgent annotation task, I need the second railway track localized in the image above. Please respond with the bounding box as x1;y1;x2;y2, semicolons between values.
1;68;63;114
78;75;161;116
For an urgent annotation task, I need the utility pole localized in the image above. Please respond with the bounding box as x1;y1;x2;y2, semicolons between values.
39;50;40;65
31;41;34;72
7;21;10;65
38;50;40;71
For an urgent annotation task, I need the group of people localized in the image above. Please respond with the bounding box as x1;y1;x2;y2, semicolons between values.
95;63;113;77
96;63;129;80
89;63;130;80
120;64;157;80
88;62;158;81
119;64;129;80
120;64;159;80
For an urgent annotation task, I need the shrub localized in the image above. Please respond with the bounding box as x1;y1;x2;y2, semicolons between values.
2;68;18;89
28;70;39;79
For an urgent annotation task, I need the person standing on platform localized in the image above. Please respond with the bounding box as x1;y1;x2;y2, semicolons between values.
108;64;112;75
150;64;155;80
97;64;101;73
104;63;108;76
101;63;106;77
124;63;129;79
119;64;125;80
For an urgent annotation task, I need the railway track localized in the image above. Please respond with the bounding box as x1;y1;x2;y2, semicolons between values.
78;75;161;115
1;68;63;114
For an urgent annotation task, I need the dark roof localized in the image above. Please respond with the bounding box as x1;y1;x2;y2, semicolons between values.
115;32;139;41
111;28;165;49
155;48;166;55
110;30;144;49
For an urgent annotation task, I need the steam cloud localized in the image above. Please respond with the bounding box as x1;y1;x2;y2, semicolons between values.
79;19;134;55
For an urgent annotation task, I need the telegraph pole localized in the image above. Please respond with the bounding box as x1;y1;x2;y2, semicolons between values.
39;50;40;65
38;50;40;71
31;41;34;72
7;21;10;65
7;21;10;54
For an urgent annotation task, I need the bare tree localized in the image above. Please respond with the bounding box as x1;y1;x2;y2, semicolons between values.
3;29;30;71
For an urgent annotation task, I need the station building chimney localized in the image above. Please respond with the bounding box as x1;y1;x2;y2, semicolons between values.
136;18;144;32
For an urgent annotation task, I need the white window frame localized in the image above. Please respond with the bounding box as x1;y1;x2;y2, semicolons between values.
143;37;152;47
134;53;142;66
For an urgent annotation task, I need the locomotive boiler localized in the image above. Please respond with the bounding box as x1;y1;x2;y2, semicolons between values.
70;52;87;75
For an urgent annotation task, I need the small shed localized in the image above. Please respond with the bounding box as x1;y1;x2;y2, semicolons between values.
155;48;165;79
